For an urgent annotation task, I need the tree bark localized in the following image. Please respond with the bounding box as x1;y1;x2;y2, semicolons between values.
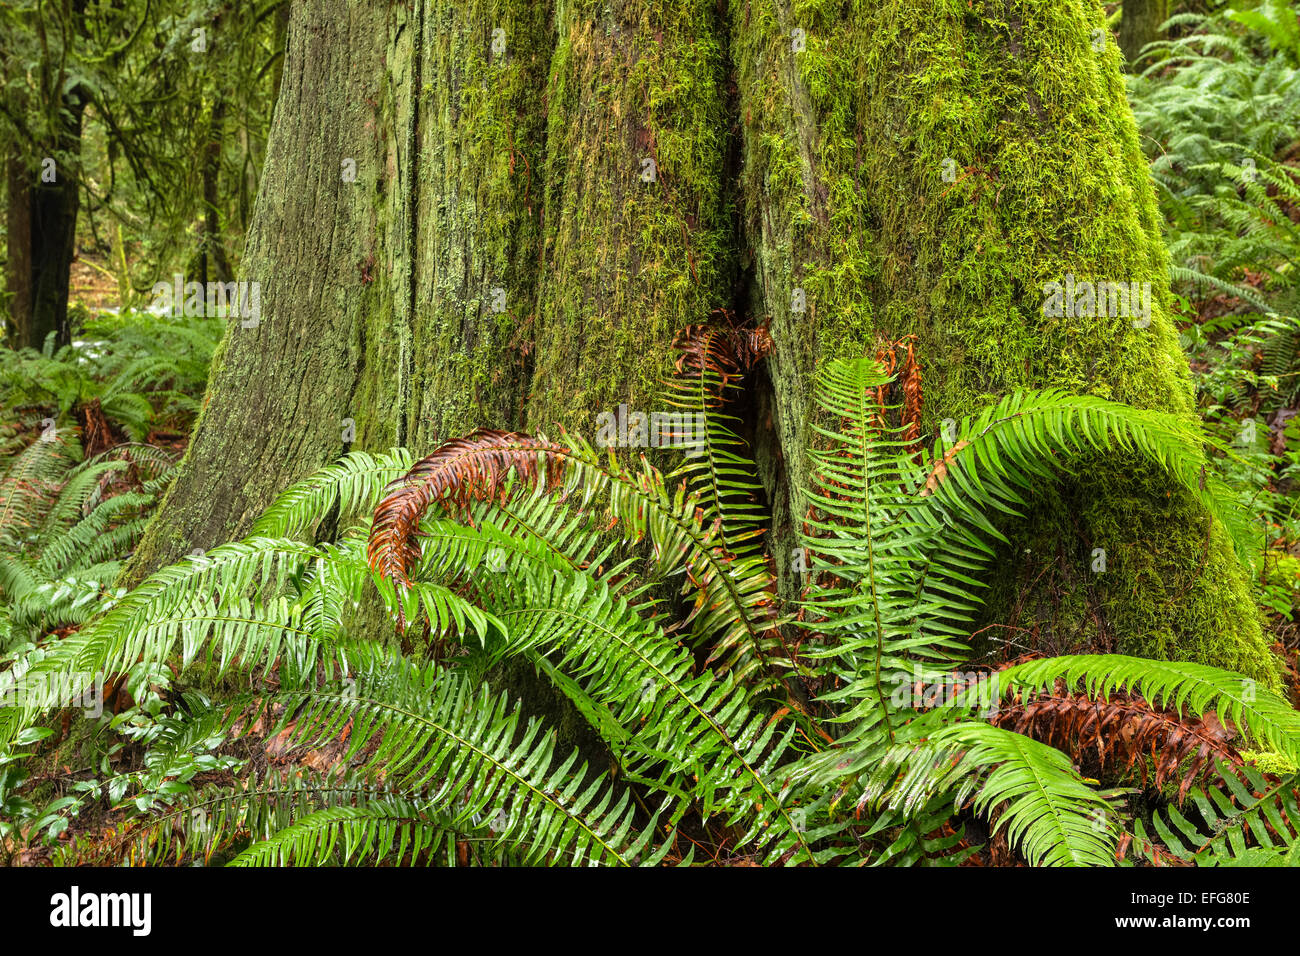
730;0;1275;683
125;0;1280;686
125;0;398;570
1120;0;1171;68
5;154;34;345
4;96;84;350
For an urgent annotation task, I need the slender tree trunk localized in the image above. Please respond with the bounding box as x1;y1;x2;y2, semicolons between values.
4;94;84;350
5;154;34;345
1120;0;1171;68
200;97;234;287
125;0;1280;687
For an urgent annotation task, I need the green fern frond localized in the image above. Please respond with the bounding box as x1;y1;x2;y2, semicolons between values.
931;389;1254;565
268;658;664;866
229;800;463;867
994;655;1300;761
251;448;414;538
468;560;809;861
1135;766;1300;866
926;722;1122;867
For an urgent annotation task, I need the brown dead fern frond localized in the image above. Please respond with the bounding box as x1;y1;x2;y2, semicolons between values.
872;335;923;452
367;430;569;589
991;688;1244;802
75;398;123;459
899;339;923;448
671;321;772;396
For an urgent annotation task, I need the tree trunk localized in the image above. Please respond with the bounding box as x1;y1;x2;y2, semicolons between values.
5;154;34;345
1120;0;1170;68
4;94;84;350
199;97;234;287
124;0;400;571
731;0;1275;683
125;0;1280;687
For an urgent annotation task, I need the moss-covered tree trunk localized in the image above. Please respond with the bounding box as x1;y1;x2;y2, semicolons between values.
127;0;729;568
1120;0;1170;67
126;0;1278;686
730;0;1274;683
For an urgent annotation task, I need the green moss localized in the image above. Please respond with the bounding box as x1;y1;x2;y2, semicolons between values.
525;0;736;434
731;0;1280;684
974;460;1280;687
400;0;556;449
1242;750;1298;775
1077;465;1276;683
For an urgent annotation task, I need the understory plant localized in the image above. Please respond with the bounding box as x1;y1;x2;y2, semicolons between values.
0;305;215;653
1131;2;1300;645
1;325;1298;866
0;309;219;452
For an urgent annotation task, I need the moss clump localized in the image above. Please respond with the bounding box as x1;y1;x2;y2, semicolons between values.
1242;750;1298;776
975;460;1280;687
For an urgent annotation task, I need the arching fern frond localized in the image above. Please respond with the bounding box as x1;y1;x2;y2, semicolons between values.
923;390;1252;562
464;559;810;862
925;722;1123;867
368;431;783;683
229;799;463;867
265;656;665;867
251;448;413;538
993;655;1300;762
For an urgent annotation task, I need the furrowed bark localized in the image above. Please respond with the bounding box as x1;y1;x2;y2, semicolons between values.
525;0;735;434
123;0;397;578
404;0;553;444
127;0;733;574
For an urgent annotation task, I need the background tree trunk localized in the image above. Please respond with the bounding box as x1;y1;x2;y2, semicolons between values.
126;0;1280;686
1120;0;1171;68
4;97;84;350
4;154;34;346
199;96;234;287
3;0;89;351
